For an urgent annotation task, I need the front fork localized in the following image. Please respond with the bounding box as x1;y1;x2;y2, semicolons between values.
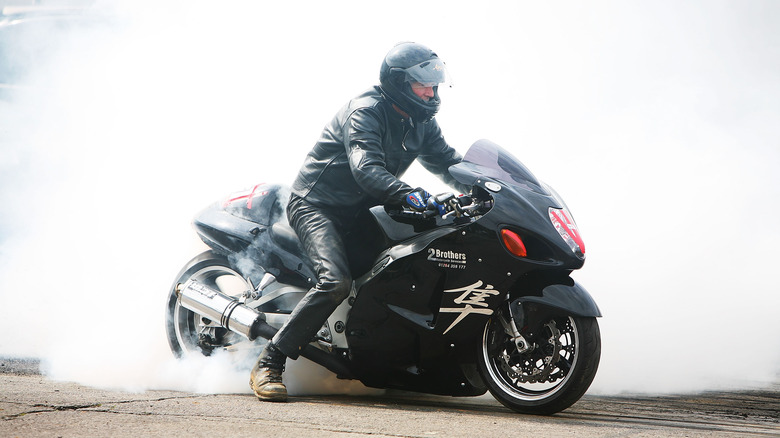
501;301;533;354
500;300;559;355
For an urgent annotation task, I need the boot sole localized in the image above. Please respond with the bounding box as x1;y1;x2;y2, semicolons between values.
250;377;288;402
254;391;288;402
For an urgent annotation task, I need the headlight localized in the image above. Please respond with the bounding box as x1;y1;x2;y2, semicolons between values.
549;207;585;258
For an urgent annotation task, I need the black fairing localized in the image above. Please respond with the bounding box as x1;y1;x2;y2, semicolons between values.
346;220;516;395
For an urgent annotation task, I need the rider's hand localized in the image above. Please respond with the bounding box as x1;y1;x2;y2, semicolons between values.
402;188;431;212
427;196;448;216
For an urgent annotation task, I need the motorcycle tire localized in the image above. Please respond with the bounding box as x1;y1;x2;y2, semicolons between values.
477;312;601;415
165;250;256;358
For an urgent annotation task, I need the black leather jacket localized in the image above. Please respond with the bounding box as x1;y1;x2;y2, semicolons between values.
291;86;464;209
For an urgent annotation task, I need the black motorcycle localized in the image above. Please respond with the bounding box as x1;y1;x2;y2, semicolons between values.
165;139;601;415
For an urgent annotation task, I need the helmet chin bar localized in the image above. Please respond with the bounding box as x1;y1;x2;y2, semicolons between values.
398;81;441;124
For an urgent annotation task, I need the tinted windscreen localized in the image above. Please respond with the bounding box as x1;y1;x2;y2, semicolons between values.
460;139;547;194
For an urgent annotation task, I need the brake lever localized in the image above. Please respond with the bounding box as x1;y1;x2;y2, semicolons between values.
441;210;458;220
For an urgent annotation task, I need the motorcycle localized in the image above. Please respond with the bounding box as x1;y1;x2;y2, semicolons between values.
165;139;601;415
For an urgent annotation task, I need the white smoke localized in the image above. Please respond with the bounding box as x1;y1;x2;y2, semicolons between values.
1;0;778;397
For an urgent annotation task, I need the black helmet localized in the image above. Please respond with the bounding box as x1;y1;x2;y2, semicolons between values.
379;42;449;124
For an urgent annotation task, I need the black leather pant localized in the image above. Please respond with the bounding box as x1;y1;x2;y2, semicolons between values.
271;194;353;359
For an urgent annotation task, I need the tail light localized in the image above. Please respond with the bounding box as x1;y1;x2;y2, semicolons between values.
501;229;528;258
549;207;585;257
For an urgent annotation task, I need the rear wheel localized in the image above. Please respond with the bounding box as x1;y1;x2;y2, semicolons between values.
477;306;600;415
165;251;260;358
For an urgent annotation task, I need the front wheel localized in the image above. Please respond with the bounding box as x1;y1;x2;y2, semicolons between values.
477;307;601;415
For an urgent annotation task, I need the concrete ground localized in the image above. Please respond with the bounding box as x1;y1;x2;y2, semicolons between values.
1;358;778;437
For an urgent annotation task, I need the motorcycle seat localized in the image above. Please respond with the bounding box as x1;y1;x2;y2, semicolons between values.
270;221;303;254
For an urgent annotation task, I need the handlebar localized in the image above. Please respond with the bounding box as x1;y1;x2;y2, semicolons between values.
388;191;490;228
419;194;477;219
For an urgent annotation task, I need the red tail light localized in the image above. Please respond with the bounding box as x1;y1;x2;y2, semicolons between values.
549;207;585;256
501;229;528;258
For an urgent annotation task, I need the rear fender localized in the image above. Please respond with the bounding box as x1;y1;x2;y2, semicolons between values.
193;205;259;253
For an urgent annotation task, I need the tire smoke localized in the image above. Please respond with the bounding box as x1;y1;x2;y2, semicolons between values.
1;1;778;397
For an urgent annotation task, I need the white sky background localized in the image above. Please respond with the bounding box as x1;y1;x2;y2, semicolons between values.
0;0;778;395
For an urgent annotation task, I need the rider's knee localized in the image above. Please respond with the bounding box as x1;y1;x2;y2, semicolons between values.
320;275;351;303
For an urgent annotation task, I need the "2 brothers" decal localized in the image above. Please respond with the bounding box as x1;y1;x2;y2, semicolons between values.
427;248;467;270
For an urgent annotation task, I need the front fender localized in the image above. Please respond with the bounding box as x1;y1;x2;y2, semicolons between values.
515;280;602;318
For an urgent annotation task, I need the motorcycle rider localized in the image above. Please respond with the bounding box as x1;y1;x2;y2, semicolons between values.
250;42;467;401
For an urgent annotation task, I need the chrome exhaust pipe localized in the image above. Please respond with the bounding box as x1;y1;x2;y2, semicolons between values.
176;280;276;341
177;279;355;379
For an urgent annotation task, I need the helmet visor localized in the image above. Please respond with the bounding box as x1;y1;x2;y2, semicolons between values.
403;59;451;87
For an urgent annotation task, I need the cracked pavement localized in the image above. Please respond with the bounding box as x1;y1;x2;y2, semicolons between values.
1;359;778;437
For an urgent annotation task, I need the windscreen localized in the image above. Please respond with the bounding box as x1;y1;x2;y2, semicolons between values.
459;139;548;194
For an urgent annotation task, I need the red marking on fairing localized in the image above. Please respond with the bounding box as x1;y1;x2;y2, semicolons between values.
246;184;270;209
222;183;268;209
246;185;260;209
224;194;250;208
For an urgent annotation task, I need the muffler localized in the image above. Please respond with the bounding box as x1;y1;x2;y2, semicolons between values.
177;279;356;379
176;280;276;341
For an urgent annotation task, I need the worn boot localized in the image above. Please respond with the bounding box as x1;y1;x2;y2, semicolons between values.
249;343;288;402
